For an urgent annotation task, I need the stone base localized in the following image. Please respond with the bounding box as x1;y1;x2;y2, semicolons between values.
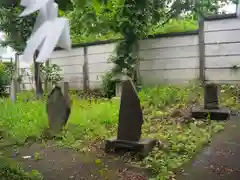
105;138;156;157
191;106;230;120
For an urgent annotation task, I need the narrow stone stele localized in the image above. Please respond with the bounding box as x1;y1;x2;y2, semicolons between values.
46;84;71;134
105;79;156;157
192;83;230;120
204;84;219;110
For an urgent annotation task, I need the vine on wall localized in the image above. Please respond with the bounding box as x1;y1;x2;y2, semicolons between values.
106;0;162;83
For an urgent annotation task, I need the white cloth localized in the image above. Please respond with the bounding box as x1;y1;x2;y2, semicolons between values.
19;0;53;17
19;0;72;63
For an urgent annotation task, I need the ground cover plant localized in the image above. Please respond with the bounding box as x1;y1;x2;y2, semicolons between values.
0;82;238;179
0;155;42;180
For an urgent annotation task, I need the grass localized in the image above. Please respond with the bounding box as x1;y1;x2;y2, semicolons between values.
0;155;43;180
0;82;239;180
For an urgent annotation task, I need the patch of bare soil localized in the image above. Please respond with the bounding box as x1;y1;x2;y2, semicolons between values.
11;142;150;180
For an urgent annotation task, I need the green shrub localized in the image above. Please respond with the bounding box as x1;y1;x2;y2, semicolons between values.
0;156;42;180
101;71;116;98
151;18;198;34
40;63;63;86
0;63;10;96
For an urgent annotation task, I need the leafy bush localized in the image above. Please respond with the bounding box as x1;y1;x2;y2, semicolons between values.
139;81;201;109
0;63;10;96
101;71;116;98
40;63;63;86
0;155;42;180
150;18;198;34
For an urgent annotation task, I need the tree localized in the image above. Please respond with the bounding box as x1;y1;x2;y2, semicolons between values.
70;0;235;84
1;0;235;92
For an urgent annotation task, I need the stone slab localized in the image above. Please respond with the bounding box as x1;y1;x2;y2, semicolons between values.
105;138;156;157
191;106;230;121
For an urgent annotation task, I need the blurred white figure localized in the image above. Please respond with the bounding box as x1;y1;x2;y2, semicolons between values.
19;0;71;63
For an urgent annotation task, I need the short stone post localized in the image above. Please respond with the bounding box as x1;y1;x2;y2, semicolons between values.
204;84;219;109
191;83;230;120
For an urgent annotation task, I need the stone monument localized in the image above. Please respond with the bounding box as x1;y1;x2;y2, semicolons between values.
46;83;71;134
191;83;230;120
204;83;219;109
105;79;156;156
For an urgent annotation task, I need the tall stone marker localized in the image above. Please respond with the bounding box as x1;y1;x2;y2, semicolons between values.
46;83;71;134
105;79;156;157
204;84;219;109
191;83;230;120
117;80;143;141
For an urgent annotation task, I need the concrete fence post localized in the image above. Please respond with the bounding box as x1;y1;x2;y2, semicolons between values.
198;16;206;83
83;47;89;91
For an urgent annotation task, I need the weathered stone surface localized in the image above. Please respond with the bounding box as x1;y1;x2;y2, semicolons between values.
192;84;230;121
105;79;156;156
105;138;156;157
204;84;219;109
191;106;230;120
117;79;143;142
46;86;71;133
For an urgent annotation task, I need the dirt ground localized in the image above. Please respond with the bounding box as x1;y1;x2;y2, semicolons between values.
9;142;151;180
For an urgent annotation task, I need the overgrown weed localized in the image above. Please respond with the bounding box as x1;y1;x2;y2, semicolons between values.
0;155;42;180
0;82;238;179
